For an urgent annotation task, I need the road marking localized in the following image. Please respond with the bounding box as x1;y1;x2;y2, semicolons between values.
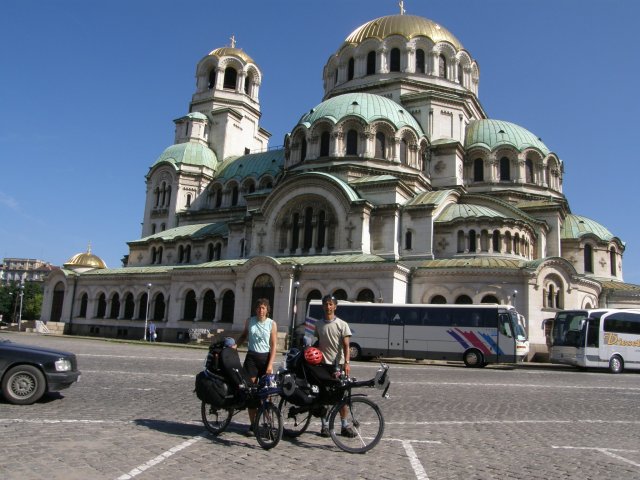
387;419;640;426
392;381;640;391
81;354;199;362
116;434;205;479
552;446;640;469
82;370;193;378
402;440;430;480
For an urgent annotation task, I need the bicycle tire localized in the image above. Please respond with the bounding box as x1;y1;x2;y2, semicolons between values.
328;396;384;454
254;402;283;450
201;401;233;436
278;397;312;437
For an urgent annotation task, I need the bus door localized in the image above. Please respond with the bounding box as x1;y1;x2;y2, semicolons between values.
577;318;600;368
498;313;516;363
388;311;404;357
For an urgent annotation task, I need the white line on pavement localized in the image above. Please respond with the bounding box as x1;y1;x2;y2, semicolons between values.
116;434;205;480
392;381;640;391
402;440;430;480
552;446;640;469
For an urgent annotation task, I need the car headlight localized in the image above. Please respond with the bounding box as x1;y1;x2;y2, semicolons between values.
55;359;72;372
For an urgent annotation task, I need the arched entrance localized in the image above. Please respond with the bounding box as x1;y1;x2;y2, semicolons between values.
252;274;275;315
50;282;65;322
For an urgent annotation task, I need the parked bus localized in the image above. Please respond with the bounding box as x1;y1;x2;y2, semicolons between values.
575;309;640;373
305;301;528;367
547;309;613;366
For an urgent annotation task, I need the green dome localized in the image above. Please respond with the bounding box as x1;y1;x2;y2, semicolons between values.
561;214;614;241
465;119;550;155
297;93;424;135
153;142;218;170
436;203;510;223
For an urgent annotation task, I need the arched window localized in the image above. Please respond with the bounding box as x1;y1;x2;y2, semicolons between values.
474;158;484;182
317;210;326;249
207;243;214;261
153;293;165;321
400;139;407;164
492;230;501;252
300;137;307;161
584;244;594;273
458;63;464;84
178;245;184;263
430;295;446;304
109;293;120;319
390;48;401;72
79;293;88;318
123;293;134;319
303;207;313;251
138;292;148;320
455;295;472;305
469;230;477;253
291;212;300;251
526;158;534;183
438;54;447;78
347;57;355;80
215;188;222;207
202;290;216;322
366;51;376;75
223;66;237;90
151;247;157;264
208;69;216;89
416;49;425;73
221;290;235;322
610;247;617;276
405;230;413;250
357;289;375;302
481;295;499;304
185;245;191;263
320;132;330;157
375;132;386;159
214;243;222;261
97;293;106;318
186;194;192;207
184;290;197;321
333;289;348;301
346;129;358;155
500;157;510;181
244;75;250;94
157;246;163;263
231;185;239;206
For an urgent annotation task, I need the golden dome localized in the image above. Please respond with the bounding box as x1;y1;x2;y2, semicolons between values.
342;14;463;51
208;47;254;64
64;245;107;270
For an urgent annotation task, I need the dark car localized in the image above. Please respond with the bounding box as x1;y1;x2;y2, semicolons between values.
0;337;81;405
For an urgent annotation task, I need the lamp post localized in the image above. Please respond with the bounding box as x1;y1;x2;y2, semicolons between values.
143;283;152;341
17;283;24;332
289;280;300;349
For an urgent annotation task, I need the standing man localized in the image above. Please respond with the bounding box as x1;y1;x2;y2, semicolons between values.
314;294;356;438
148;321;156;342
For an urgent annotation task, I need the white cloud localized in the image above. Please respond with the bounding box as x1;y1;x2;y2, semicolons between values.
0;191;19;210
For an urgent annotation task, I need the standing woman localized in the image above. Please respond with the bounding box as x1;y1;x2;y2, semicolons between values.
237;298;278;435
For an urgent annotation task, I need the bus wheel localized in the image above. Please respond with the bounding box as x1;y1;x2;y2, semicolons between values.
608;355;623;374
463;349;484;368
349;343;362;361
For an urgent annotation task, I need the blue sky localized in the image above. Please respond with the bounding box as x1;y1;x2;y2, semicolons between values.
2;0;639;284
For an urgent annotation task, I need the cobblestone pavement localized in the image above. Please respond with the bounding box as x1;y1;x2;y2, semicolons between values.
1;333;639;480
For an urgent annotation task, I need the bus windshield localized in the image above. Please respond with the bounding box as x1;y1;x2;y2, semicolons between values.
551;311;587;347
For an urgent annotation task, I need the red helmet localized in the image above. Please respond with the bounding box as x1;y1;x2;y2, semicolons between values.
304;347;323;365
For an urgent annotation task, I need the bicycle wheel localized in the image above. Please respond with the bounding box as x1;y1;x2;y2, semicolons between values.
278;397;312;437
328;397;384;454
201;401;233;436
254;401;283;450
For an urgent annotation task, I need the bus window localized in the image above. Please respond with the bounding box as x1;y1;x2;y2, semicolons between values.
499;314;513;337
586;318;599;348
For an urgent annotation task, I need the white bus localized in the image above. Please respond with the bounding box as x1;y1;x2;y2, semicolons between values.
575;309;640;373
305;301;528;367
547;309;613;366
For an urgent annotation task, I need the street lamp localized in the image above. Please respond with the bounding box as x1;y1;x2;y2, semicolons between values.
17;284;24;332
143;283;152;341
289;281;300;349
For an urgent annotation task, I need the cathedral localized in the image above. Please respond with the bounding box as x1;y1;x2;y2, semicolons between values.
40;10;640;360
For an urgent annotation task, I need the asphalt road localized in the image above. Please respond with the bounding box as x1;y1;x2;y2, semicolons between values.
1;333;639;480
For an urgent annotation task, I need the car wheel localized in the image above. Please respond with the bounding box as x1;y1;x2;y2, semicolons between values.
349;343;362;361
608;355;623;374
463;349;484;368
1;365;47;405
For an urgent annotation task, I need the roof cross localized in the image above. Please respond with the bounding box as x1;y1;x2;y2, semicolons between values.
230;34;236;48
399;0;406;15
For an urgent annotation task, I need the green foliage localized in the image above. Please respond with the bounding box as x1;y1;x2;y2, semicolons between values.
0;282;44;322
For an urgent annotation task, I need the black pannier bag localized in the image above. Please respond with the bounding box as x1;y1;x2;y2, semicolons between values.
281;373;318;406
195;370;232;407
